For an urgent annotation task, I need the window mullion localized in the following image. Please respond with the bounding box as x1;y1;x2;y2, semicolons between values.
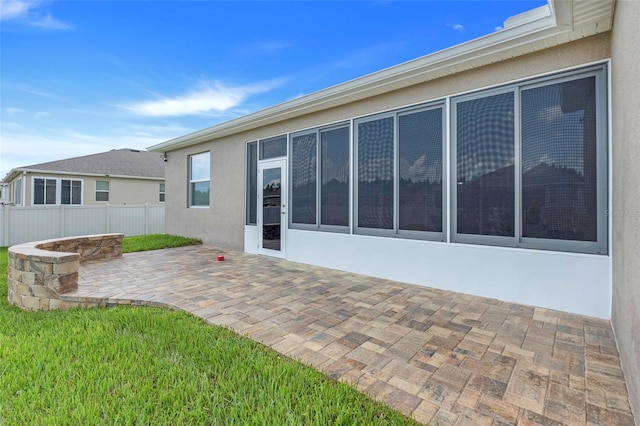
316;130;321;229
514;90;522;245
393;113;399;235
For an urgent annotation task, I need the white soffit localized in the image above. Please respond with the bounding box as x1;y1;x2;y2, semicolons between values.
149;0;615;152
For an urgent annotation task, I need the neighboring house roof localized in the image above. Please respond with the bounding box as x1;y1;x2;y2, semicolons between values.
148;0;615;153
3;149;165;183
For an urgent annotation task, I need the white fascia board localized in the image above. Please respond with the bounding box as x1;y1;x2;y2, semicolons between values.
15;169;164;181
147;0;589;153
2;168;27;184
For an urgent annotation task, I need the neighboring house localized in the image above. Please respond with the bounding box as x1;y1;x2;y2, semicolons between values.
2;149;165;207
149;0;639;418
0;183;9;205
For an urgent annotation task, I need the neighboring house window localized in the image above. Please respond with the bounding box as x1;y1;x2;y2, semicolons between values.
95;180;110;202
246;142;258;225
61;179;82;205
33;178;57;205
32;177;83;205
189;152;210;207
159;183;165;202
14;177;23;206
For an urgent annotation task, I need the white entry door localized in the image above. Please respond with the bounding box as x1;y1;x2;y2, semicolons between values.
258;159;287;258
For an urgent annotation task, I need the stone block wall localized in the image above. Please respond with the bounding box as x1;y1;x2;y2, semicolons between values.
7;234;123;311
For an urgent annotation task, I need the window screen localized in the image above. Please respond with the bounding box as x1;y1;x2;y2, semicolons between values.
159;183;166;202
291;132;317;225
456;92;515;237
14;177;22;206
260;135;287;159
521;77;597;242
357;116;394;230
399;108;443;232
61;180;81;205
321;126;350;227
95;180;110;202
34;178;56;205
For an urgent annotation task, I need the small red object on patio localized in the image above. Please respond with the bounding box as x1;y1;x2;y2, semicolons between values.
217;255;225;261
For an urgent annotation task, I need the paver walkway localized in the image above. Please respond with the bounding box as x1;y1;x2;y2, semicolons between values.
63;245;635;425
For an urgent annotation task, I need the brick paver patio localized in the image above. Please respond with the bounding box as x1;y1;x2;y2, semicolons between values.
62;245;635;425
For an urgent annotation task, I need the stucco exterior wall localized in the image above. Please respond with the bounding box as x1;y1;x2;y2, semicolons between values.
164;33;611;251
163;139;246;250
611;0;640;420
11;172;163;206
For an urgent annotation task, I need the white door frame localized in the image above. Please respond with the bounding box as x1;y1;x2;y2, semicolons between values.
258;158;287;258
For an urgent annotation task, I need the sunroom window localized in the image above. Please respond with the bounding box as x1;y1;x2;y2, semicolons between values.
452;66;607;253
289;124;350;231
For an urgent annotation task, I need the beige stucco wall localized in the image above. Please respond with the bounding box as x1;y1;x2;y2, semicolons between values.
164;33;611;251
13;172;163;206
611;0;640;421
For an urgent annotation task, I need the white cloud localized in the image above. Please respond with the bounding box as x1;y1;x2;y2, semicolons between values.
30;13;70;30
494;26;503;32
0;0;71;29
448;23;465;33
121;79;286;117
0;0;37;21
4;107;25;116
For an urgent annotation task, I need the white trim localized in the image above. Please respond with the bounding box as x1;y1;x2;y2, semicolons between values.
31;176;84;206
95;179;110;203
258;158;287;258
188;151;211;208
5;167;162;182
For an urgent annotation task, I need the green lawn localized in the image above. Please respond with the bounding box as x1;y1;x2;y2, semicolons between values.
0;236;419;425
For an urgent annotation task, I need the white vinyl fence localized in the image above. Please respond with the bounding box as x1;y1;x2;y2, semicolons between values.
0;204;164;247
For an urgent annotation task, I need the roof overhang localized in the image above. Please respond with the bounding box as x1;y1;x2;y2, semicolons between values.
2;168;163;183
148;0;615;153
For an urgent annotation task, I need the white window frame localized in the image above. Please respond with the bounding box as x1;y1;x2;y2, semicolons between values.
14;177;23;206
31;177;84;206
95;180;110;203
159;183;165;202
60;178;83;205
189;151;210;208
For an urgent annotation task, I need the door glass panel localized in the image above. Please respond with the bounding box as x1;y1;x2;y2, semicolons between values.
262;167;282;251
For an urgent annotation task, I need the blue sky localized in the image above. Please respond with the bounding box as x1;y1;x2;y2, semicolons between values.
1;0;546;179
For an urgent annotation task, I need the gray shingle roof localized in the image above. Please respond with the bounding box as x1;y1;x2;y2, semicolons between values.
20;149;164;179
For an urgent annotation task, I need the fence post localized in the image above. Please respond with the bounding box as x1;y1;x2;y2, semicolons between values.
60;205;65;237
106;204;111;233
145;203;149;235
1;206;8;246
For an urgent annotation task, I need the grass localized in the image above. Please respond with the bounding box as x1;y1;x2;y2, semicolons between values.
0;237;420;425
122;233;202;253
